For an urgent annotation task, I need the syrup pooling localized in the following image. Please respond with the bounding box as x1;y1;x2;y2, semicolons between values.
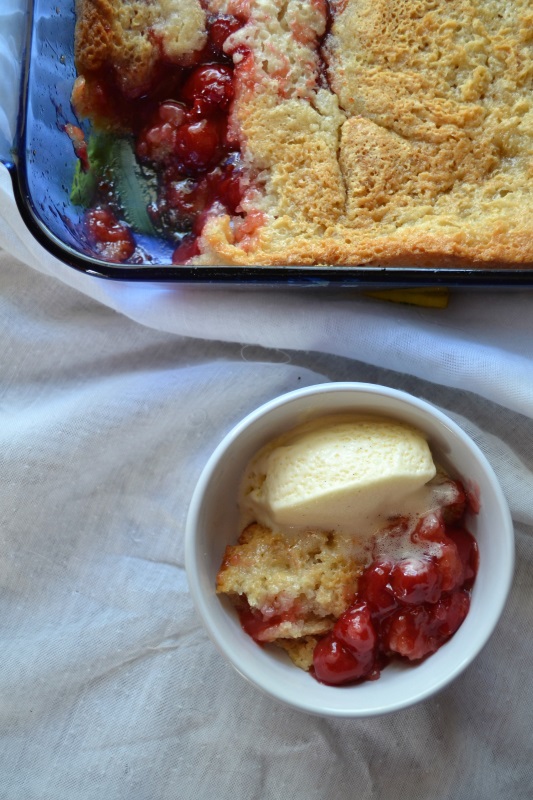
312;497;479;686
79;13;250;264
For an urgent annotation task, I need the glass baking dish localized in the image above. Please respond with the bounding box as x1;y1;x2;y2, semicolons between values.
3;0;533;286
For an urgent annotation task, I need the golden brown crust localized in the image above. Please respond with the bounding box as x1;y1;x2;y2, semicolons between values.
74;0;533;267
74;0;206;99
199;0;533;266
216;522;363;640
276;636;319;671
216;521;362;666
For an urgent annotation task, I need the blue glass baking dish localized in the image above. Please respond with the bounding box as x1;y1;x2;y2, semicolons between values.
3;0;533;285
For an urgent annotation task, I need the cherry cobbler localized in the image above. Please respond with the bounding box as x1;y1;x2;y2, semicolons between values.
70;0;533;267
216;473;479;686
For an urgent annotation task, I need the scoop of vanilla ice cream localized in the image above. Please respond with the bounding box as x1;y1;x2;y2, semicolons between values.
242;416;437;536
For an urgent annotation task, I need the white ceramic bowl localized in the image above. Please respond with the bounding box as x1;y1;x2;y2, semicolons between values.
185;382;514;717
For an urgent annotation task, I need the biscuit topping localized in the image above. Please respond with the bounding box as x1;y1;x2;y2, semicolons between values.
72;0;533;267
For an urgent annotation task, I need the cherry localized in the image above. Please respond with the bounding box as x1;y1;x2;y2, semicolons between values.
137;122;176;161
383;591;470;661
333;602;377;654
411;513;464;592
208;15;243;55
313;603;377;685
181;65;234;116
172;234;200;264
435;538;464;592
390;557;442;604
158;101;187;126
157;154;244;249
313;634;374;685
204;156;244;212
174;118;221;170
238;605;277;641
211;168;242;212
411;511;446;544
85;207;135;263
358;560;396;615
441;479;467;523
136;102;188;162
164;159;243;224
136;102;186;162
445;527;479;588
383;606;437;661
166;178;209;219
432;590;470;638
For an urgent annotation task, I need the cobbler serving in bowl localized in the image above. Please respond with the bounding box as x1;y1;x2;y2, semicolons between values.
185;383;513;716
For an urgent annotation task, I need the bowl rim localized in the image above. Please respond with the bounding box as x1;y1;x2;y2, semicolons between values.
185;381;515;717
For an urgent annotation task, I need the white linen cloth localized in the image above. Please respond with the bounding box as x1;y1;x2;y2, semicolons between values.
2;8;533;798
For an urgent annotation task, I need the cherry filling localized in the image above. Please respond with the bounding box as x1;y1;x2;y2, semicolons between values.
82;14;248;264
237;597;305;641
313;509;479;686
85;206;135;263
138;15;248;264
234;477;479;687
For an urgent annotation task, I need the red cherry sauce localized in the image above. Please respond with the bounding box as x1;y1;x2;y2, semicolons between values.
312;479;479;686
81;14;249;263
237;597;304;642
64;124;90;172
84;206;135;263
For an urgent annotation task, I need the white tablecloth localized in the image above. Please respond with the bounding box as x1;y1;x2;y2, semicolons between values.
2;6;533;792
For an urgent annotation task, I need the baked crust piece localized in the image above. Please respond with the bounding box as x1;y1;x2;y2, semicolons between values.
200;0;533;266
74;0;533;267
276;636;320;671
216;522;363;664
72;0;206;125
